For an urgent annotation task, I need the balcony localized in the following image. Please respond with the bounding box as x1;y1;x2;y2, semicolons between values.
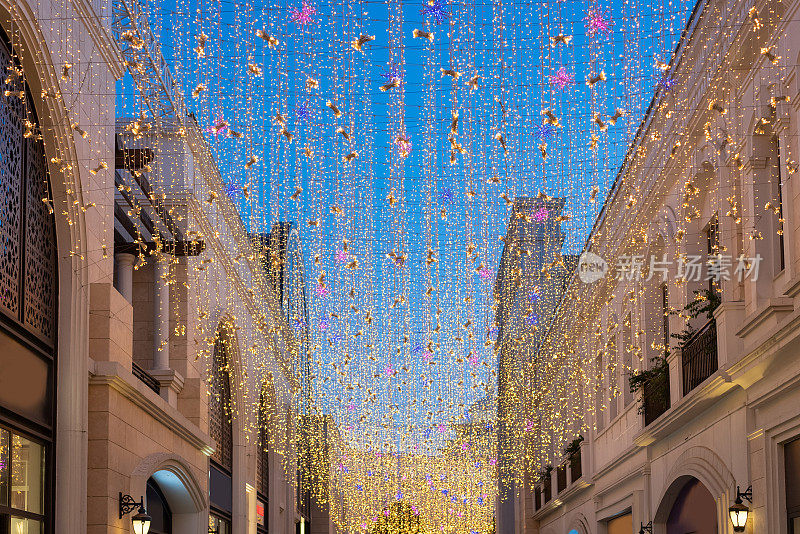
556;463;567;493
569;448;582;482
681;319;718;395
132;361;161;395
643;369;670;426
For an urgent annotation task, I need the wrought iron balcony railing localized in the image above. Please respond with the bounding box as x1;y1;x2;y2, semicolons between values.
132;361;161;395
643;369;670;426
682;319;718;395
569;448;582;483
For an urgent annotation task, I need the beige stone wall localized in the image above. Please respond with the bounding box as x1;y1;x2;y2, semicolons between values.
527;0;800;532
87;368;211;534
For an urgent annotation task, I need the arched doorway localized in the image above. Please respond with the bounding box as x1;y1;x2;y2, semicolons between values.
147;477;173;534
665;477;717;534
132;455;208;534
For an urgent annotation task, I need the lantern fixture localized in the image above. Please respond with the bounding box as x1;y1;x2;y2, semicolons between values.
638;521;652;534
119;492;152;534
729;485;752;533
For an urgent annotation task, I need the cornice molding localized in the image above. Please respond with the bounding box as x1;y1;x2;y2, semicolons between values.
69;0;125;79
89;360;214;455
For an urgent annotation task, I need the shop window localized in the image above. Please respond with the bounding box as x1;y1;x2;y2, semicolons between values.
209;513;231;534
0;427;45;533
607;513;632;534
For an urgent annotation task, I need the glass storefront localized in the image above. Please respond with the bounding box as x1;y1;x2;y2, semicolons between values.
209;513;231;534
0;427;46;533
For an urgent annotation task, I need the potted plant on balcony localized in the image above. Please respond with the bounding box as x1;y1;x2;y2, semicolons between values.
671;288;722;394
563;435;583;482
536;465;553;502
628;354;670;417
670;288;721;348
562;435;584;458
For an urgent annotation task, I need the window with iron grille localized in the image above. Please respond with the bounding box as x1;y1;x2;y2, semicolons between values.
0;26;57;534
209;336;233;472
256;385;271;532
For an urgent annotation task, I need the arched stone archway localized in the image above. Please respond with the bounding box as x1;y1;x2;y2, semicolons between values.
566;511;591;534
131;453;207;534
0;2;101;530
653;446;736;534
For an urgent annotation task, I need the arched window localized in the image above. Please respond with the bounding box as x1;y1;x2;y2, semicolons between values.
595;346;604;431
751;128;785;287
607;333;618;421
209;333;233;532
256;383;273;532
0;26;57;534
146;478;172;534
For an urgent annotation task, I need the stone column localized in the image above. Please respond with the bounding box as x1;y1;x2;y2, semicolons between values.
150;255;184;404
115;253;135;302
153;258;170;370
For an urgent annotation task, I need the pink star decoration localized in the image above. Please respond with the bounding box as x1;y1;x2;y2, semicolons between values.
335;249;348;263
533;207;549;222
478;264;493;280
585;7;614;36
289;1;316;26
384;365;395;376
206;115;229;139
550;67;574;90
315;283;330;297
525;419;535;432
395;135;412;158
468;353;479;366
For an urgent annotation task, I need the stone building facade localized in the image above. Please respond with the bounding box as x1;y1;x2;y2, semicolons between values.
0;0;318;531
521;0;800;532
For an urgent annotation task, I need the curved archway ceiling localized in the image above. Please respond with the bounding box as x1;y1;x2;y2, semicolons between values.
115;0;700;529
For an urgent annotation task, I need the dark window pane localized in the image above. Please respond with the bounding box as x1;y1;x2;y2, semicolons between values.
209;464;232;515
0;334;50;424
786;438;800;515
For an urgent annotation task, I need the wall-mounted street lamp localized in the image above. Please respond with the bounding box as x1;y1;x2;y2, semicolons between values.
729;485;753;532
639;521;652;534
119;492;152;534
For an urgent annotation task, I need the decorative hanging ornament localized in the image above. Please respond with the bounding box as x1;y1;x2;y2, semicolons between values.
421;0;450;24
295;101;311;122
585;7;614;36
205;115;229;138
550;66;574;90
289;1;317;27
394;134;412;158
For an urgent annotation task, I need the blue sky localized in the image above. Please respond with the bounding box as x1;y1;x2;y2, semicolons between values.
117;0;695;451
